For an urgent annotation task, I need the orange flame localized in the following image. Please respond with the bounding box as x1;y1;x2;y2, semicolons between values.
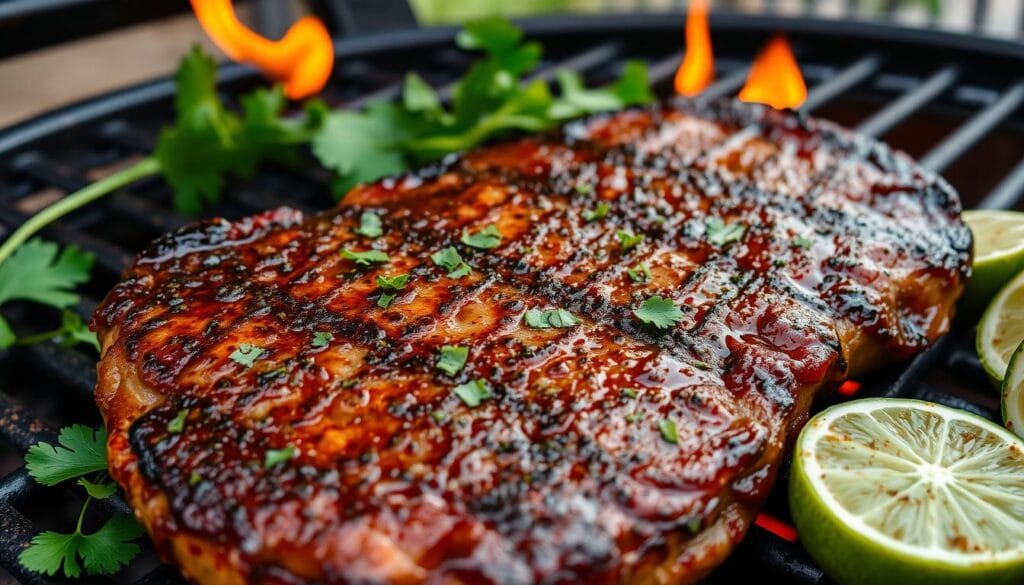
674;0;714;96
190;0;333;99
738;35;807;110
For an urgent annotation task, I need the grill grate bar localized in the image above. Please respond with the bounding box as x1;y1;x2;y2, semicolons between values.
802;53;882;112
978;156;1024;209
698;66;751;102
856;65;960;138
920;79;1024;173
0;503;49;585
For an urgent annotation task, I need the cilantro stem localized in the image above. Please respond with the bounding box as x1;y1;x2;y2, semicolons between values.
75;495;93;535
14;327;63;346
0;157;159;267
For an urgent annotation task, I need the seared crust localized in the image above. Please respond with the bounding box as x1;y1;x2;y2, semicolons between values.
93;99;970;585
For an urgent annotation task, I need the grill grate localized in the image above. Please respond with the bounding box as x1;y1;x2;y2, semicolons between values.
1;13;1023;585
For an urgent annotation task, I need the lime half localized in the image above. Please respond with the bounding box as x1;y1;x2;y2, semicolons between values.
1003;339;1024;439
790;398;1024;585
961;210;1024;312
978;268;1024;385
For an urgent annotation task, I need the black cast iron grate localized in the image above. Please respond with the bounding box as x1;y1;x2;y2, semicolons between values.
1;11;1024;585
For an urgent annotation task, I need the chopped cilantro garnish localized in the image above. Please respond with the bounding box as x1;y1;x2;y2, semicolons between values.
431;410;446;423
354;211;383;238
264;445;297;468
431;246;472;278
461;224;503;250
376;273;409;308
575;183;593;194
791;235;813;250
437;345;469;376
167;409;189;434
189;472;202;486
616;230;643;252
523;308;579;329
625;412;643;424
453;379;492;408
705;217;745;246
582;202;610;222
658;419;679;444
633;296;683;330
311;331;333;348
622;388;638;399
229;343;264;367
627;262;651;283
376;273;409;290
340;248;389;266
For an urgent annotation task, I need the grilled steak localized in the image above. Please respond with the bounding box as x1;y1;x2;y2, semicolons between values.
93;99;970;585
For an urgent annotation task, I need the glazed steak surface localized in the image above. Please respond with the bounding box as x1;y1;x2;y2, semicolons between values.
93;100;970;585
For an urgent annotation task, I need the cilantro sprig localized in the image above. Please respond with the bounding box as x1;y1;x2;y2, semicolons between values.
20;426;145;579
633;295;684;330
0;239;98;350
312;17;653;193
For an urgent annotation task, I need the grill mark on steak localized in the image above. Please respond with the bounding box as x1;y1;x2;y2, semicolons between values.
93;99;970;585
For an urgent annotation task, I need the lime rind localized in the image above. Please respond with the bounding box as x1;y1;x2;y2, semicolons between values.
961;210;1024;313
1002;340;1024;440
791;398;1024;585
977;269;1024;386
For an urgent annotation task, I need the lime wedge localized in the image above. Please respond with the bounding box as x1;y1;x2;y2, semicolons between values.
1003;339;1024;439
961;210;1024;312
978;268;1024;386
790;398;1024;585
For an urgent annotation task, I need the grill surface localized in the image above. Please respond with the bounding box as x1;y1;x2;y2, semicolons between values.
1;12;1023;585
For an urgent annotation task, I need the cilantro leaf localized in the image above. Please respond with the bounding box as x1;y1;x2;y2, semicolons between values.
453;379;492;408
376;273;409;308
154;47;323;213
437;345;469;376
21;514;143;578
77;478;117;500
616;230;644;252
431;246;472;278
627;262;651;284
354;211;384;238
340;248;390;266
229;343;264;367
55;310;100;351
377;274;410;291
461;224;503;250
791;235;813;250
77;515;144;575
0;240;93;349
549;61;655;120
25;425;107;486
523;308;580;329
706;217;746;246
20;530;85;578
658;419;679;444
633;296;684;330
582;202;610;222
264;445;297;468
311;101;409;196
311;331;333;348
167;408;189;434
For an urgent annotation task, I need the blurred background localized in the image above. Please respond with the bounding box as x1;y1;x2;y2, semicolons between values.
0;0;1021;127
